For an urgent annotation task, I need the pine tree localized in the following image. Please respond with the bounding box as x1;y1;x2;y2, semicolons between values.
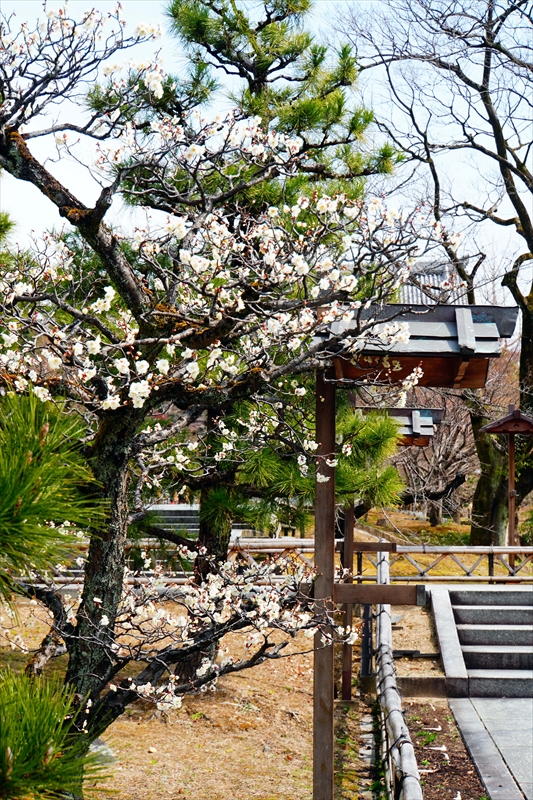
0;671;105;799
168;0;398;208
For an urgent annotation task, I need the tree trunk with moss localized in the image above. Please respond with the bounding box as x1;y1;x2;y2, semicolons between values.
427;500;443;527
65;412;139;696
469;407;509;546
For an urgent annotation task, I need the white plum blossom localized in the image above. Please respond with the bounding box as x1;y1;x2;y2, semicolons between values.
86;336;101;355
135;359;149;375
165;216;188;238
90;286;116;313
114;357;130;375
156;358;169;375
185;361;199;380
129;379;151;408
33;386;52;402
2;331;18;348
47;354;61;370
102;394;120;410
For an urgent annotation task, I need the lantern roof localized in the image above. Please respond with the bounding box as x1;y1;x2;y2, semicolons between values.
479;405;533;435
328;304;518;358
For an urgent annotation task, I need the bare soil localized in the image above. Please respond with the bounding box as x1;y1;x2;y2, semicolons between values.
90;636;316;800
391;605;444;678
405;699;487;800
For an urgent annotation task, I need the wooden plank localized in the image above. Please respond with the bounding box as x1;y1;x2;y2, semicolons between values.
333;584;426;606
390;424;434;438
334;355;492;389
352;542;397;553
411;409;421;435
313;372;336;800
384;412;435;426
460;358;490;388
455;307;477;353
399;435;431;447
453;359;470;389
364;339;498;356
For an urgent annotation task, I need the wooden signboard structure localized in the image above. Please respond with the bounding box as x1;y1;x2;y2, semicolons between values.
313;303;519;800
357;406;444;447
479;405;533;561
322;303;519;389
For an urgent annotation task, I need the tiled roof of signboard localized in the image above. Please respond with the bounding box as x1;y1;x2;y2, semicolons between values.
401;261;469;306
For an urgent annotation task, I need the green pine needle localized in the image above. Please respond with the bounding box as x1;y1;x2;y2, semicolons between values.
0;670;107;799
0;391;106;601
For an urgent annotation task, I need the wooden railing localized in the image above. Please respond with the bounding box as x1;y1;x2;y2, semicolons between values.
353;544;533;583
44;538;533;590
228;540;533;582
375;549;423;800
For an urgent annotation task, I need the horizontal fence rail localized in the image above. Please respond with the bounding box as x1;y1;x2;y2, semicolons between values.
136;538;533;581
39;539;533;592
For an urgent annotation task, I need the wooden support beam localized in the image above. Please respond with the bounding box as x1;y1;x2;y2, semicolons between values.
341;501;355;702
455;307;477;354
313;372;336;800
453;358;470;388
336;542;397;553
334;584;427;606
509;432;516;569
352;542;397;553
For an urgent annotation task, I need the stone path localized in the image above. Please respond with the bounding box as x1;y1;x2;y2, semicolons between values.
450;697;533;800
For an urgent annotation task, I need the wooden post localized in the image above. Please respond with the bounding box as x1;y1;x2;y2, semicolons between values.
314;372;336;800
360;604;373;677
509;431;516;570
341;500;354;701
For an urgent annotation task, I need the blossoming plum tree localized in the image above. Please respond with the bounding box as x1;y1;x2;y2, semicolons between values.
0;2;418;744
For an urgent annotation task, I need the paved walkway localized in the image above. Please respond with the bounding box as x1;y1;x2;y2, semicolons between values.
449;698;533;800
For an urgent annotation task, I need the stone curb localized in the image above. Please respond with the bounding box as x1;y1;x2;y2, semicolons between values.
429;587;468;697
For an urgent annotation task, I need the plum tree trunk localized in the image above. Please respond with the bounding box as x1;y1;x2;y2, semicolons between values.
65;412;139;696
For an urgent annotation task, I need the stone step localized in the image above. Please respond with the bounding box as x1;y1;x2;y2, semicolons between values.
450;588;533;607
462;645;533;670
468;669;533;698
457;624;533;646
453;604;533;625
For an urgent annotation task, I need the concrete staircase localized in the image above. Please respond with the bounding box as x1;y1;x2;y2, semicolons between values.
431;587;533;697
147;504;261;539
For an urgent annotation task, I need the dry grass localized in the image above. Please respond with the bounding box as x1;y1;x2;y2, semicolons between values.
1;599;367;800
89;636;316;800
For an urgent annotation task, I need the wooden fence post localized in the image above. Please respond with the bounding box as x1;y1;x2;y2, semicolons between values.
313;371;336;800
342;500;355;701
